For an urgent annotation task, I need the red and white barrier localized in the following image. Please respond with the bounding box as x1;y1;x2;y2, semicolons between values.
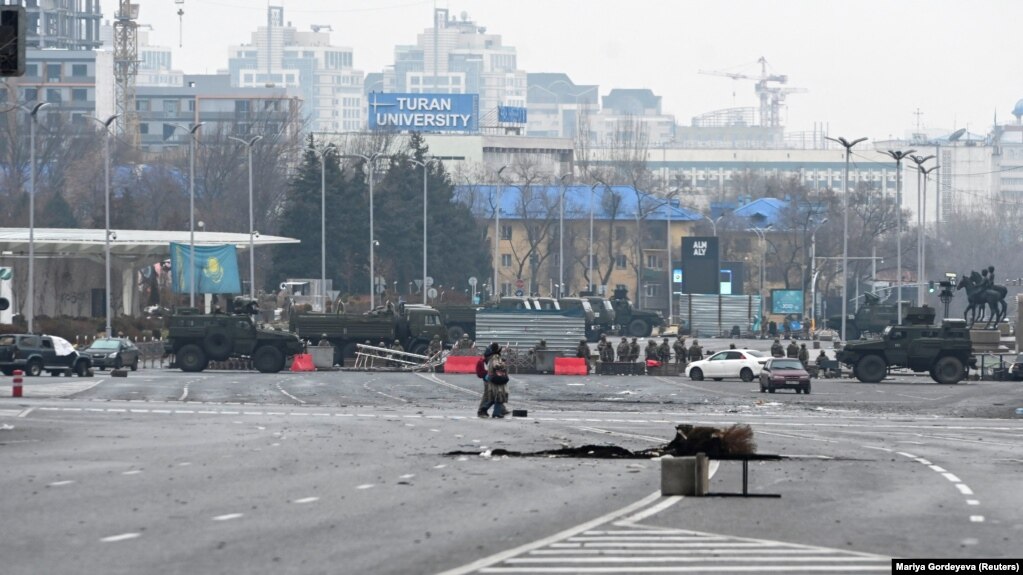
12;369;23;397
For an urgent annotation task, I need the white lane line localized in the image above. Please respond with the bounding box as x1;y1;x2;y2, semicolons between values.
17;407;35;418
914;458;932;465
929;465;947;473
400;474;415;479
293;497;319;504
942;472;962;483
176;410;194;414
956;484;974;495
129;409;149;413
100;533;140;543
504;556;890;563
616;496;684;526
896;451;917;458
276;382;306;404
357;484;374;490
48;480;75;486
970;516;985;523
179;385;189;401
151;409;171;414
122;470;142;475
967;499;980;506
436;492;664;575
213;513;244;521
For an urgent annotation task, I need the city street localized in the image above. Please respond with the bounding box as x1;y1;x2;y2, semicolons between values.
1;366;1021;574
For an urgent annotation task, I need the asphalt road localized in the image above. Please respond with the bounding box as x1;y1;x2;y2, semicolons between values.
1;366;1021;575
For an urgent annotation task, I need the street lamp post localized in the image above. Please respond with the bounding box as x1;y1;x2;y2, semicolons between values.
314;143;336;310
881;149;916;324
917;162;938;303
408;156;464;304
228;135;263;299
748;225;772;337
340;153;387;308
703;214;723;237
495;166;508;299
25;102;51;334
557;174;570;297
90;114;119;337
809;218;828;334
171;122;205;308
825;136;867;343
588;183;600;293
664;191;679;325
909;154;936;304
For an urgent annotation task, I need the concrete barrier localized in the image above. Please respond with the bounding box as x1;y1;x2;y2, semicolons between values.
661;454;709;496
554;357;588;375
443;355;480;374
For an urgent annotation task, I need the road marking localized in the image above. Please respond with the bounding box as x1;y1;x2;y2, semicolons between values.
213;513;244;521
970;516;985;523
48;480;74;486
966;499;980;506
276;383;305;404
293;497;319;504
122;470;142;475
942;472;961;483
955;484;974;495
17;407;35;418
357;484;374;490
179;385;189;401
400;474;415;479
896;451;917;458
929;465;947;473
100;533;140;543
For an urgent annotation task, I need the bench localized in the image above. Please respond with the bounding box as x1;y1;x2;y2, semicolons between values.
706;453;783;498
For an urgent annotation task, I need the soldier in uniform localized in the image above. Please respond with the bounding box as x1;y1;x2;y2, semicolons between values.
629;338;640;363
389;339;404;367
644;339;659;362
427;334;443;357
657;337;671;364
771;339;784;357
688;339;704;362
616;337;629;363
457;335;473;353
600;335;614;363
673;336;686;367
596;335;609;363
798;343;810;368
317;333;330;347
575;339;592;373
786;340;799;359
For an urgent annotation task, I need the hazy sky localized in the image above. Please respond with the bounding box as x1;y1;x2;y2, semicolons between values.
140;0;1022;141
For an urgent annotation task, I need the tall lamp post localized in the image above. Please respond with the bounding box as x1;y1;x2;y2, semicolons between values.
748;225;772;337
314;142;336;310
809;218;828;333
909;154;936;304
171;122;205;308
495;166;509;299
228;135;263;299
825;136;867;343
881;149;916;324
917;162;938;303
340;153;386;309
588;183;600;293
556;174;570;297
25;102;51;334
408;155;464;305
703;214;723;237
90;114;119;337
664;190;679;325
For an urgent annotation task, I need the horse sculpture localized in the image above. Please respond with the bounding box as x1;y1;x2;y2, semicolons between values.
956;269;1006;329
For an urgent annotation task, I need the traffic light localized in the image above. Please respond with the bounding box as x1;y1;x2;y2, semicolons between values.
928;280;935;293
0;6;26;77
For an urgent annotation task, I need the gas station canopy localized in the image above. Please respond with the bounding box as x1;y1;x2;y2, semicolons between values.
0;228;299;260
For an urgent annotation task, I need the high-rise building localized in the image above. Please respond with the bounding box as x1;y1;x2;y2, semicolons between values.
379;8;526;127
12;0;102;51
526;73;598;140
227;5;364;133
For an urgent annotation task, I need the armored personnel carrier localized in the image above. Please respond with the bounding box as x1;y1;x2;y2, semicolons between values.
165;298;304;373
827;292;899;340
837;306;975;384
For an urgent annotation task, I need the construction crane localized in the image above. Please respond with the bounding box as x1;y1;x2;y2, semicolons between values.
698;56;806;128
113;0;139;147
310;24;333;33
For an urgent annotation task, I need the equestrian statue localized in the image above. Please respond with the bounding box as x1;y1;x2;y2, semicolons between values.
955;265;1007;329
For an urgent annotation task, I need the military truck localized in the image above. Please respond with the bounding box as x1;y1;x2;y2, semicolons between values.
827;292;899;340
165;298;304;373
435;304;481;342
610;287;665;337
557;297;600;341
837;306;976;384
290;303;446;364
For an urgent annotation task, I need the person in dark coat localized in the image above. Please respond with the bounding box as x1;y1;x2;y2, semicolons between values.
688;339;703;361
616;337;629;362
629;338;640;362
657;338;671;363
673;336;686;366
786;340;799;359
576;340;592;373
798;343;810;368
644;340;659;362
771;339;784;358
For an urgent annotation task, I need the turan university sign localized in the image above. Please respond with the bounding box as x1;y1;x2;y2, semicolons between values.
368;93;479;133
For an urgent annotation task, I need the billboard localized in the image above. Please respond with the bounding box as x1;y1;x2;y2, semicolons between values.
681;237;720;294
771;289;804;314
498;105;527;124
368;93;479;132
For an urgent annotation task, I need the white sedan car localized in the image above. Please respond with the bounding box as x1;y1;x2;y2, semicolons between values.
686;349;769;382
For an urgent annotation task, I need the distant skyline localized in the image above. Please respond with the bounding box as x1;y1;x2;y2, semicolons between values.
140;0;1022;141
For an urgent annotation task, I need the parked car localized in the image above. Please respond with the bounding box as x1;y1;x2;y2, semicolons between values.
685;349;768;382
0;334;91;377
759;358;812;394
82;338;140;371
1009;354;1023;381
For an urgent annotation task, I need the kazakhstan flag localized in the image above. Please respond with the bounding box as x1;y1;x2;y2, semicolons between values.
169;243;242;294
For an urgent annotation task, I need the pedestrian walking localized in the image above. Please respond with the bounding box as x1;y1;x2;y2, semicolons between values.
477;343;509;418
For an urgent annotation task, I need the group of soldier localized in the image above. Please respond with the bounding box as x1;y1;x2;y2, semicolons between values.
770;338;811;366
590;335;704;366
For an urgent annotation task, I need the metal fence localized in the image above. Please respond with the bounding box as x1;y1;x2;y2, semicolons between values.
678;294;761;338
475;312;586;354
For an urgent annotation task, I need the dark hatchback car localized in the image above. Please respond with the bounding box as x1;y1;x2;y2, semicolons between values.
83;338;140;370
759;358;812;394
1009;354;1023;381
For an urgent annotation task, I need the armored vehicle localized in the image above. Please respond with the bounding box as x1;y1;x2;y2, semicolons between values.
837;306;975;384
290;302;446;364
827;292;899;341
610;287;665;337
435;304;482;342
165;299;305;373
583;295;617;337
557;297;599;340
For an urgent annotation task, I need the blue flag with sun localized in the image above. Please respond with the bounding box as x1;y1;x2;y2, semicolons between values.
169;242;241;294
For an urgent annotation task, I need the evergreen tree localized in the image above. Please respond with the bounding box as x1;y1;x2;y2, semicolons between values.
39;189;77;227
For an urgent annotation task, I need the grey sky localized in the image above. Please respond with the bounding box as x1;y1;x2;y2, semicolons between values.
143;0;1021;140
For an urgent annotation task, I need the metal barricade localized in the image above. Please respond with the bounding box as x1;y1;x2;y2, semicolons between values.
353;343;444;372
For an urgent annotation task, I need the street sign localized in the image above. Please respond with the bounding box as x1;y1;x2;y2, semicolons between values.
413;279;423;289
375;284;385;294
514;289;524;297
427;288;438;299
468;276;477;287
0;267;11;281
515;278;525;289
425;276;434;287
